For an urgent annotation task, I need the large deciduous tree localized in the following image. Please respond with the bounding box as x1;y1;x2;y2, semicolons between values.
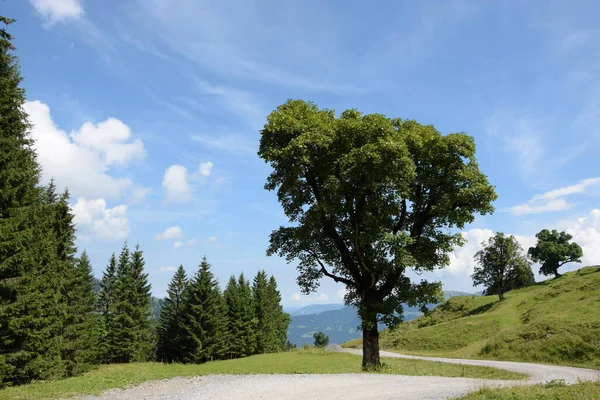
258;100;496;368
472;233;533;301
528;229;583;278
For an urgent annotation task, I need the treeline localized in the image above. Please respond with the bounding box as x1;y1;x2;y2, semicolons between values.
0;17;290;387
157;262;290;362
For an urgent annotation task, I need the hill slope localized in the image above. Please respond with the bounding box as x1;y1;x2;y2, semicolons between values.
344;266;600;369
288;291;475;346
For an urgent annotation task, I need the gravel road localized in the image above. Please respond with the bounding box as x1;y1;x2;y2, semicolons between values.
344;349;600;384
77;350;600;400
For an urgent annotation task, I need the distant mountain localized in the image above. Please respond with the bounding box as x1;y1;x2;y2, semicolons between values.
287;290;477;346
288;303;346;316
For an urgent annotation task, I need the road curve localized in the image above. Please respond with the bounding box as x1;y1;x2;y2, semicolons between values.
78;351;600;400
344;348;600;384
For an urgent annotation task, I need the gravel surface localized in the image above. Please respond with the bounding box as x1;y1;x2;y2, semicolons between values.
78;374;516;400
76;349;600;400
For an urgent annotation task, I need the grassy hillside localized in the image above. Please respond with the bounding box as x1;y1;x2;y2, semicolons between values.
289;291;476;346
0;350;524;399
345;266;600;369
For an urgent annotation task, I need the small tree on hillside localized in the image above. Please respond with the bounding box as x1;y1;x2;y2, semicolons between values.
313;332;329;348
483;259;535;296
528;229;583;278
472;233;532;301
258;100;496;367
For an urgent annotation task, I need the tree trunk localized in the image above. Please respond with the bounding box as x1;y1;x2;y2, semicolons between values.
361;309;380;369
498;287;505;301
554;269;561;278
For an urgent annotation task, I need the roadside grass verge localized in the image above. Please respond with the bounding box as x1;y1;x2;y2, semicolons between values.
0;350;526;399
453;379;600;399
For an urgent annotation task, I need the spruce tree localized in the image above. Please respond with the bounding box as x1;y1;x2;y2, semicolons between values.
252;271;290;354
252;270;269;354
97;253;117;362
224;273;257;359
106;243;135;363
62;251;101;375
0;17;65;385
104;243;153;363
128;245;153;362
266;275;290;352
180;257;228;363
157;265;188;363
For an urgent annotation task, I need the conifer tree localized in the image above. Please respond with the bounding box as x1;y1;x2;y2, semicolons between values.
224;273;257;358
0;17;65;385
106;243;135;363
266;275;290;352
157;266;188;363
62;251;101;375
252;271;290;354
128;245;153;362
97;253;117;362
252;270;269;354
180;257;228;363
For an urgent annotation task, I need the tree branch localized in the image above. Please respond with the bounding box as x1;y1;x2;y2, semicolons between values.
305;173;363;283
393;199;407;235
309;250;356;287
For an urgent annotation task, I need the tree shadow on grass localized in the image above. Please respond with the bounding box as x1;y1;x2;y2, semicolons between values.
466;302;495;316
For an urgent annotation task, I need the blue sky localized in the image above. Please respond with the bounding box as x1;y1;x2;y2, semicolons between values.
5;0;600;305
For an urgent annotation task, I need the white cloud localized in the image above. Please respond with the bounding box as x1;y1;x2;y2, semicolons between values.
25;100;144;200
154;226;183;241
193;161;213;181
316;293;328;301
560;208;600;267
162;162;214;203
71;197;129;241
159;266;178;272
71;118;145;166
162;165;192;203
291;293;301;301
191;134;256;154
507;198;572;216
173;239;196;248
446;228;495;276
507;177;600;215
336;288;348;301
29;0;83;25
129;186;152;205
206;236;218;243
486;112;544;179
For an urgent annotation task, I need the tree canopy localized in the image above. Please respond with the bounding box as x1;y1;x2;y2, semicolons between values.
528;229;583;278
258;99;497;367
313;332;329;348
472;233;533;301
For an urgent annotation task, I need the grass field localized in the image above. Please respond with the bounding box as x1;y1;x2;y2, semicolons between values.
345;266;600;369
0;350;526;399
454;380;600;399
